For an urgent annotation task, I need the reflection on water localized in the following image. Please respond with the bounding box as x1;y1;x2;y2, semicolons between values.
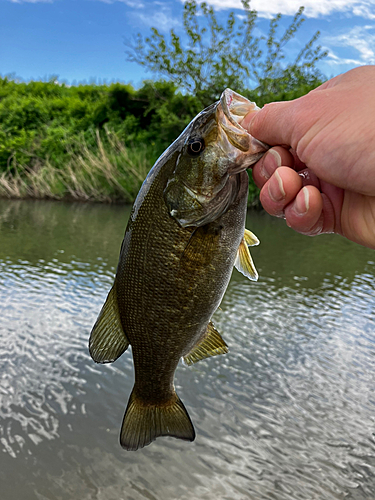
0;199;374;500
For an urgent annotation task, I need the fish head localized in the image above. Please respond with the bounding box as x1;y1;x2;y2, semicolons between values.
164;89;269;227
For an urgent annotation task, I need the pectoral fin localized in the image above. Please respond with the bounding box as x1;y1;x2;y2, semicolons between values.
244;228;260;247
89;284;129;363
180;225;221;270
183;321;228;366
234;234;259;281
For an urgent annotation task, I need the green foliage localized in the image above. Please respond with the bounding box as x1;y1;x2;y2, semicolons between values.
0;70;324;203
0;77;193;174
0;1;328;203
127;0;327;106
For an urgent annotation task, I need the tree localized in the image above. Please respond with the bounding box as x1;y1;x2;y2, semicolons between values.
126;0;328;106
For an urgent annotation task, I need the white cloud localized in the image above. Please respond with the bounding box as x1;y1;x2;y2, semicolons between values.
324;25;375;66
134;10;181;31
352;2;375;19
325;51;362;66
189;0;375;19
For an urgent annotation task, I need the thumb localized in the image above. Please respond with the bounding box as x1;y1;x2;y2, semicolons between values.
244;100;297;148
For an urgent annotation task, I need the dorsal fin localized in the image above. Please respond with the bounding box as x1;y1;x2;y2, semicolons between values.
183;321;228;366
89;284;129;363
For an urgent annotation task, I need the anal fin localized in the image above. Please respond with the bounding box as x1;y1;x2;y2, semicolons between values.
183;321;228;366
89;284;129;363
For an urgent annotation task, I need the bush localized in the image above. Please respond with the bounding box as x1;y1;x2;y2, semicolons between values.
0;73;323;203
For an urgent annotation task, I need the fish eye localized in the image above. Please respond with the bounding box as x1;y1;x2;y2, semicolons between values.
187;138;205;156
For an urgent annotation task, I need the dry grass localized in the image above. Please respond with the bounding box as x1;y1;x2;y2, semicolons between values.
0;129;151;203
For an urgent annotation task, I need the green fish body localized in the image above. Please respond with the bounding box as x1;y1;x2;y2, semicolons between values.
89;89;268;450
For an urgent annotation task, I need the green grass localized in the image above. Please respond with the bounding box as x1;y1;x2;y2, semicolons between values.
0;129;153;203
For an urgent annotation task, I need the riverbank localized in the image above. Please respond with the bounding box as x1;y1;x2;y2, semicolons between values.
0;77;198;203
1;76;323;206
0;130;154;203
0;162;261;206
0;127;261;206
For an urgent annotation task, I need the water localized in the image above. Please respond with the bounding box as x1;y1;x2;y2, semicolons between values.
0;198;374;500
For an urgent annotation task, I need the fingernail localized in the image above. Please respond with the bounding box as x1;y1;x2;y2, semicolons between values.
268;170;285;202
294;187;309;215
261;149;281;179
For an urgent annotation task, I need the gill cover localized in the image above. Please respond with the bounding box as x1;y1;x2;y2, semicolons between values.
164;89;269;228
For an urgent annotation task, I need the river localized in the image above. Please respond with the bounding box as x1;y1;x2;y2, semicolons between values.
0;198;374;499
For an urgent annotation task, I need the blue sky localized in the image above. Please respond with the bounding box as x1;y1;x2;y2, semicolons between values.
1;0;374;87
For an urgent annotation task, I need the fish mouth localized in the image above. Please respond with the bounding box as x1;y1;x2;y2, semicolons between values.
218;89;269;170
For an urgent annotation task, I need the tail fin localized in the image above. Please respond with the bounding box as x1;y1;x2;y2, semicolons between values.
120;389;195;451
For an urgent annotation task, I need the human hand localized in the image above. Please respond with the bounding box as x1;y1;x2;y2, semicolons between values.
243;66;375;249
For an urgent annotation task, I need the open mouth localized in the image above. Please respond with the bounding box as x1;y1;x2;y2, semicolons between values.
219;88;269;159
221;88;259;127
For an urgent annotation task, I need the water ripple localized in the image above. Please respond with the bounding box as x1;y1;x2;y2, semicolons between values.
0;200;375;499
0;257;115;459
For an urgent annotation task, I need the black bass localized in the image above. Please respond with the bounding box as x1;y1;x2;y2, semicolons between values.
89;89;268;450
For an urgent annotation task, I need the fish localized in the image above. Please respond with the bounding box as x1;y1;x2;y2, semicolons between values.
89;89;268;451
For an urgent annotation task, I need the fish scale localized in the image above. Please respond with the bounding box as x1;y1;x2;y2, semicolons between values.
89;89;268;450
